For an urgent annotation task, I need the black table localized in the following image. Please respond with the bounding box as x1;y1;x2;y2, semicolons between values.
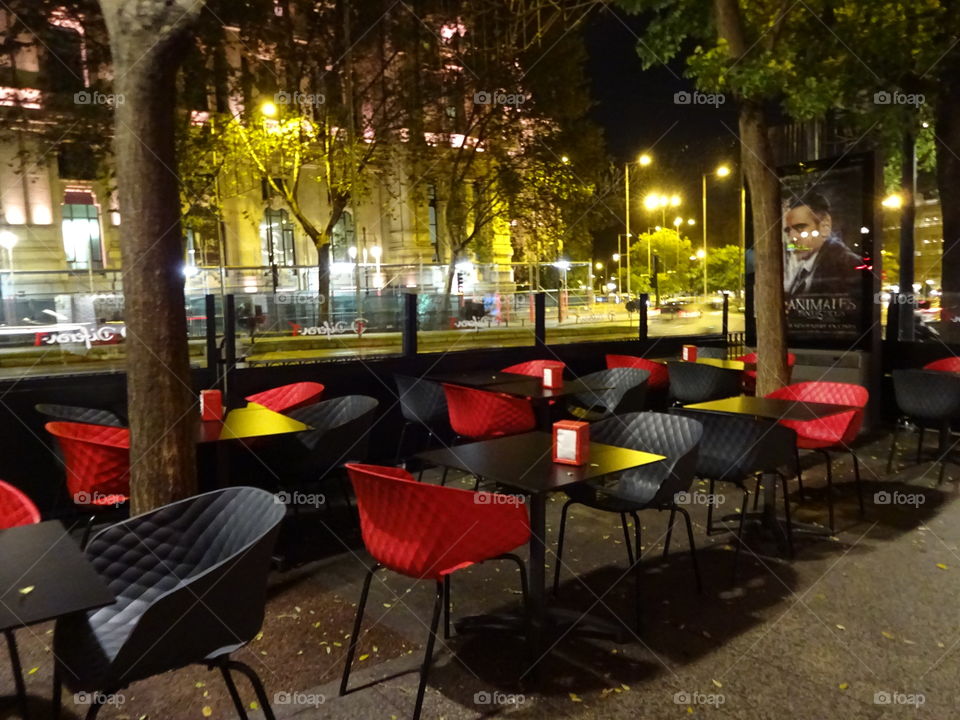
685;395;859;423
684;395;857;551
429;371;611;428
651;357;750;371
417;432;662;670
0;521;115;718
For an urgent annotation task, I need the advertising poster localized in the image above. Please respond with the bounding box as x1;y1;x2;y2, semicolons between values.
779;156;873;346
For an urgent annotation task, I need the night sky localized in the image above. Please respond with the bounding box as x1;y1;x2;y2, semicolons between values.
583;7;742;260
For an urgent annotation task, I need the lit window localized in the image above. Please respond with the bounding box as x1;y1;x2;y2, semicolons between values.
61;191;103;269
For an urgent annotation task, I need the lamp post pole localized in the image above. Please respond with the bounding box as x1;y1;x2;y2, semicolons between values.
624;164;631;297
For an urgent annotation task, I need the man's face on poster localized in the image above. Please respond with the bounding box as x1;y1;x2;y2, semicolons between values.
783;204;832;259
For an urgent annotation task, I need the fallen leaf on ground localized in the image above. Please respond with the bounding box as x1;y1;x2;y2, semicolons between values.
568;693;583;703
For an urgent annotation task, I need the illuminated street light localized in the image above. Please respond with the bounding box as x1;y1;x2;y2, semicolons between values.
612;253;620;261
696;249;706;259
687;218;696;225
260;100;278;117
595;262;603;270
561;155;570;164
670;194;681;207
882;193;903;209
638;153;652;166
716;165;731;178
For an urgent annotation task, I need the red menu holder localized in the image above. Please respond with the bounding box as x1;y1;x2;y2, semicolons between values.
682;344;698;362
553;420;589;465
542;361;565;389
201;389;223;421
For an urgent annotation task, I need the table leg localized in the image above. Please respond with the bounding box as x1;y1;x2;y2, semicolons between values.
524;494;546;677
4;629;29;720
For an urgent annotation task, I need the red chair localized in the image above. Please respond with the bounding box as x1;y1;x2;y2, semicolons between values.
0;480;40;529
45;422;130;544
442;384;535;441
766;382;868;531
606;354;669;391
738;352;796;395
924;357;960;373
245;381;325;413
501;359;566;377
340;463;530;720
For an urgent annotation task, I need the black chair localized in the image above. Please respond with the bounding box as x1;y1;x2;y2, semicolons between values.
888;369;960;483
674;409;798;569
566;367;649;422
267;395;379;505
667;361;743;405
553;411;703;630
35;403;125;427
695;346;727;359
53;487;284;720
393;374;451;461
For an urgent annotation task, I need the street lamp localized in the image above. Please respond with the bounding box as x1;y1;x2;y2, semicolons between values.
701;164;731;298
260;100;278;117
882;193;903;209
624;152;653;296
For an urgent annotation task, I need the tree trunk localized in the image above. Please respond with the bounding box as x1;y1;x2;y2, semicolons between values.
935;64;960;342
317;240;331;324
739;101;789;394
100;0;202;513
715;0;788;395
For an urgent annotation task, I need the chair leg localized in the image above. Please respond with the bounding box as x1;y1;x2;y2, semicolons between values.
629;511;643;632
753;475;762;510
552;499;574;595
497;553;530;639
443;575;452;639
778;472;795;558
733;488;749;583
395;421;410;463
886;420;902;473
794;446;805;499
219;663;250;720
917;425;925;464
225;660;277;720
412;583;444;720
620;512;635;567
705;478;716;534
340;563;380;696
80;514;97;550
851;450;864;517
821;450;835;532
676;506;702;594
663;507;677;558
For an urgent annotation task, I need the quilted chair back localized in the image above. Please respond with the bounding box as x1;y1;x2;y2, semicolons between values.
55;487;284;691
892;370;960;422
287;394;379;456
45;422;130;503
346;463;529;580
35;403;125;427
606;354;669;390
667;361;743;404
767;381;868;446
589;411;703;508
501;359;566;377
245;381;325;413
923;356;960;373
673;409;796;481
571;368;649;417
441;384;535;439
394;374;450;430
0;480;40;529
